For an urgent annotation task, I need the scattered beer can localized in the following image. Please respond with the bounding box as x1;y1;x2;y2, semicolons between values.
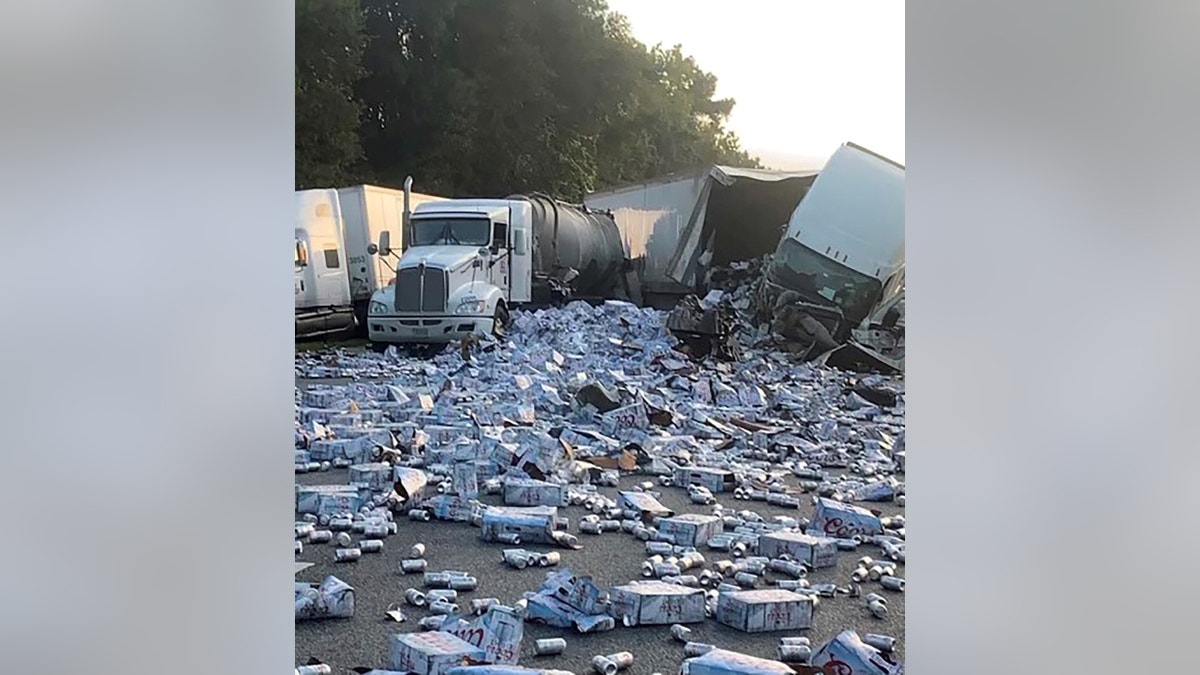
777;645;812;663
308;530;333;544
400;558;428;574
881;575;905;592
336;532;353;547
606;652;634;670
410;543;426;558
360;539;384;553
671;624;693;642
683;642;716;657
535;638;567;656
448;575;478;591
296;665;332;675
426;588;459;602
864;633;897;652
409;510;431;522
592;655;618;675
335;548;362;562
404;588;426;606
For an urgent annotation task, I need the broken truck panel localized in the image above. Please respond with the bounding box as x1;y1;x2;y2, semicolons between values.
584;166;818;299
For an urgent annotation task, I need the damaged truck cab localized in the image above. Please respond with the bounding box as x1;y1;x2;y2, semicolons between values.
757;142;905;367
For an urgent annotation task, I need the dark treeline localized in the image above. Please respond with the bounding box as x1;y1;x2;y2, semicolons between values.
297;0;761;200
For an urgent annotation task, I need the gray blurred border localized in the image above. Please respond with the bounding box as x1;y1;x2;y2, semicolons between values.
910;1;1200;673
0;1;294;674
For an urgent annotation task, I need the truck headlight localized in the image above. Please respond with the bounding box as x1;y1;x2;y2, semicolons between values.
369;301;389;315
455;299;486;315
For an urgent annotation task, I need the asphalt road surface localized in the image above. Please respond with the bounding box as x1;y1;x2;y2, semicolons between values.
295;466;905;674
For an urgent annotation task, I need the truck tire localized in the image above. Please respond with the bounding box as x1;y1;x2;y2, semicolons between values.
493;303;510;339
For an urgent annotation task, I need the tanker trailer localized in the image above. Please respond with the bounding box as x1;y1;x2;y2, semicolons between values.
364;179;630;349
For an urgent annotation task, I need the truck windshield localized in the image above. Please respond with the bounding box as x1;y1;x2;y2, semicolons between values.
768;237;883;326
410;217;491;247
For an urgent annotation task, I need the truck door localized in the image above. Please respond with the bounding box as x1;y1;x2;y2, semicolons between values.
508;203;533;303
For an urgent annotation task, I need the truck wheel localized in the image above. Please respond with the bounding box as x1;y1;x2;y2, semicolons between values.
493;303;510;339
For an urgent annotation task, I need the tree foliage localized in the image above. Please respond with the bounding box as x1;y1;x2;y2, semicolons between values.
296;0;369;189
296;0;761;197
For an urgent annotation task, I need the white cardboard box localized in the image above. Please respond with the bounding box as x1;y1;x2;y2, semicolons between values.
657;513;724;547
387;632;485;675
715;589;814;633
758;531;839;568
609;581;706;626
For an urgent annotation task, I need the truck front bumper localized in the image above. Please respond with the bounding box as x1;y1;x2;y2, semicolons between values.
367;314;495;344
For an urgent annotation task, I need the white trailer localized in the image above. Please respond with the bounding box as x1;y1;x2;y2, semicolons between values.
295;184;446;340
584;166;818;305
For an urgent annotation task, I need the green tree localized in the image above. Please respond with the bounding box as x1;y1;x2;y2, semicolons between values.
306;0;761;198
296;0;368;189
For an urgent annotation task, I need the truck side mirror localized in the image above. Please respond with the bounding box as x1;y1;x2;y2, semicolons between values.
295;241;308;267
378;231;391;256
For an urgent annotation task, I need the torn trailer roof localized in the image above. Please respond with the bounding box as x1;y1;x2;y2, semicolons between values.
584;166;818;302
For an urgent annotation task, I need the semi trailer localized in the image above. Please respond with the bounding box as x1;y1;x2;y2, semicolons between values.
294;184;445;340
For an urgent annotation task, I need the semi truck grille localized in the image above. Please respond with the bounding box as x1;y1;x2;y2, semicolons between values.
394;266;447;313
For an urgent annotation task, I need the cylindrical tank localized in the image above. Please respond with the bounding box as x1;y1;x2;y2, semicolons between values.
511;194;625;297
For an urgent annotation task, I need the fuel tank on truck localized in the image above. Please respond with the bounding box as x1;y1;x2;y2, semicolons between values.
510;194;625;297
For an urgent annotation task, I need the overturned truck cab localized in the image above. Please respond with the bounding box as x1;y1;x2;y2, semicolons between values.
756;142;905;371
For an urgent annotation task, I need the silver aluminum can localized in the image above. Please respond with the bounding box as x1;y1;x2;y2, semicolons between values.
426;589;458;603
591;655;618;675
539;552;561;567
429;599;458;615
334;548;361;562
780;637;811;647
776;645;812;663
296;665;332;675
534;638;567;656
359;540;384;553
683;642;715;657
881;576;905;592
449;576;478;591
670;624;692;642
336;532;353;548
864;634;896;652
308;530;333;544
410;543;426;558
734;572;758;588
423;571;452;588
605;652;634;670
408;509;431;521
497;531;521;545
400;558;427;574
868;600;888;618
403;588;426;606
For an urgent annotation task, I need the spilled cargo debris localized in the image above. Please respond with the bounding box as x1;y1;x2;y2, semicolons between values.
296;297;904;673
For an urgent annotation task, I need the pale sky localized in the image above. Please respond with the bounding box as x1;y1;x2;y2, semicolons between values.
605;0;905;170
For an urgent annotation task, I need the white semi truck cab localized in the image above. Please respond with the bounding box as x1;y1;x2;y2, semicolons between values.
366;178;627;349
